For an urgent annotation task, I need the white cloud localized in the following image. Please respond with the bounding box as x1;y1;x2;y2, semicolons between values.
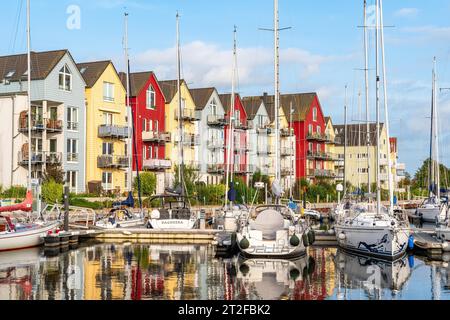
394;8;419;18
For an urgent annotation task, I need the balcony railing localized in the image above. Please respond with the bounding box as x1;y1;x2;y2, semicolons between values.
233;164;255;174
175;109;201;121
234;143;251;153
175;134;200;146
233;119;253;131
207;140;225;150
307;169;336;178
18;118;45;132
46;119;63;132
142;159;172;171
307;151;337;161
98;125;130;139
97;155;130;169
142;131;171;143
280;128;294;137
257;146;275;156
18;151;62;166
280;147;294;157
281;167;294;176
207;114;227;126
67;153;79;162
307;132;328;142
334;160;345;167
207;163;226;174
324;134;337;144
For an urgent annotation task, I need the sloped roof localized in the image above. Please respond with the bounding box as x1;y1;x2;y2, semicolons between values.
0;49;70;82
159;79;187;103
119;71;161;98
76;60;111;88
218;93;244;113
241;96;265;121
190;87;216;110
334;123;385;147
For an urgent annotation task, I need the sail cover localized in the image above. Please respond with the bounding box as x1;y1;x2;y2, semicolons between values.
250;209;284;240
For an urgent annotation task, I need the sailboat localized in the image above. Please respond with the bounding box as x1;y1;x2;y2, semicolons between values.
95;12;146;229
416;58;448;223
148;12;198;230
0;0;59;251
236;0;312;259
334;0;410;261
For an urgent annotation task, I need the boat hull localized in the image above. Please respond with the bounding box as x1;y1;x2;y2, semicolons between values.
95;217;145;229
436;227;450;242
334;225;409;261
416;206;444;223
149;218;197;230
0;221;60;252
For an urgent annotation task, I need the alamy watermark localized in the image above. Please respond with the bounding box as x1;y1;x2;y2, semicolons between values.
66;5;81;30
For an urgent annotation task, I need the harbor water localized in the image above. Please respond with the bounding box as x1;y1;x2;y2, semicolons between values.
0;242;449;300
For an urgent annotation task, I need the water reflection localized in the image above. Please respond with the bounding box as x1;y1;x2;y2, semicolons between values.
0;243;449;300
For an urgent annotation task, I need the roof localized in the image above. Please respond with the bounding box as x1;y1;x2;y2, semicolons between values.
158;79;186;103
76;60;112;88
244;92;318;122
241;96;265;121
218;93;243;113
189;87;216;110
334;123;385;147
0;50;69;82
119;71;160;98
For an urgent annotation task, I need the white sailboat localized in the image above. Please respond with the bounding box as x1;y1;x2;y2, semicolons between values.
0;0;59;250
416;58;448;223
236;0;312;259
148;12;198;230
334;0;410;261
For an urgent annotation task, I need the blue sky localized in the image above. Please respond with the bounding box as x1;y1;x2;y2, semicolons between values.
2;0;450;175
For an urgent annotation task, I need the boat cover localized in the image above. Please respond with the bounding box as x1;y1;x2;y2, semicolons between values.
250;209;285;240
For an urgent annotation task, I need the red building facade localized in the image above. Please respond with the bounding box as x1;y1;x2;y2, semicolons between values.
119;71;168;172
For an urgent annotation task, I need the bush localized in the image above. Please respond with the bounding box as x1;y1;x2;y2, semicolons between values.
69;198;104;210
42;180;64;204
197;184;226;205
134;172;156;196
1;186;27;199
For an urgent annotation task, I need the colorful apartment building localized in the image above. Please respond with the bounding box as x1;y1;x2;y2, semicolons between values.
190;87;226;185
219;93;250;183
159;79;200;187
119;71;169;194
324;117;337;180
0;50;86;193
77;60;129;194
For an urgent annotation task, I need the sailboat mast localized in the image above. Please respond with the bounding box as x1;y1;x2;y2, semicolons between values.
274;0;281;185
344;85;348;195
124;12;133;192
375;0;381;214
26;0;32;191
176;12;185;196
363;0;371;196
379;0;394;212
432;57;440;199
357;90;362;194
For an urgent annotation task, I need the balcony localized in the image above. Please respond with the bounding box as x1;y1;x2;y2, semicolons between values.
98;125;130;139
280;128;294;137
233;164;254;174
175;109;201;122
324;134;337;144
207;163;226;174
307;151;337;161
234;143;251;153
142;130;171;143
207;114;226;127
233;119;253;131
280;147;294;157
46;119;63;133
379;173;388;181
97;155;130;169
175;134;200;146
281;167;294;176
306;132;328;142
207;140;225;150
18;151;62;166
18;118;45;133
142;159;172;171
307;169;336;179
334;159;345;167
257;146;275;156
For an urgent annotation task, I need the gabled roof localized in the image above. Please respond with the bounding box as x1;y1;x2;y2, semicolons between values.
119;71;165;101
0;49;70;82
190;87;216;111
76;60;112;88
241;96;266;121
218;93;244;114
334;123;385;147
158;79;187;103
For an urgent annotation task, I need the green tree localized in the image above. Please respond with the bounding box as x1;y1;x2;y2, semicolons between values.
134;172;157;196
174;165;200;198
42;179;63;203
43;164;65;184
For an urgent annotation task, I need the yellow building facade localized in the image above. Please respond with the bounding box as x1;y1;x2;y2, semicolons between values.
324;117;336;175
159;80;199;177
77;61;129;194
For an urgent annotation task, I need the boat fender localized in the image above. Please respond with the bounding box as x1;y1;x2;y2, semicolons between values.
408;235;415;250
302;233;310;247
239;237;250;249
289;268;300;281
338;233;346;240
408;254;415;268
290;234;300;247
308;230;316;244
442;242;450;252
239;263;249;276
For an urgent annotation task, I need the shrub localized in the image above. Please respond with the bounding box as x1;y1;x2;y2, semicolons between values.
1;186;27;199
197;184;226;205
69;198;104;210
134;172;156;196
42;180;64;204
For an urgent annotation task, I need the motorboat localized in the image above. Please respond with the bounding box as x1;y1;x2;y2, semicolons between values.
416;196;447;223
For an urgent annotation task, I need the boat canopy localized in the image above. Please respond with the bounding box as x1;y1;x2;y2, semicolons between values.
249;208;285;240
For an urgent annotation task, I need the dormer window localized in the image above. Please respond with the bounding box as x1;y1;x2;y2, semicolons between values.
59;65;72;91
146;85;156;109
210;98;217;115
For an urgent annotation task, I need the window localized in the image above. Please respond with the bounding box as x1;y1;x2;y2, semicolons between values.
102;142;114;155
49;107;58;120
154;146;159;159
149;145;154;159
142;119;147;132
317;126;321;135
67;139;78;162
59;65;72;91
103;112;113;126
67;171;77;193
143;146;147;160
309;142;313;152
154;120;158;132
210;98;217;115
102;172;113;191
146;85;156;109
308;124;313;135
103;82;114;102
49;139;57;153
316;144;321;153
67;107;78;131
312;107;317;121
